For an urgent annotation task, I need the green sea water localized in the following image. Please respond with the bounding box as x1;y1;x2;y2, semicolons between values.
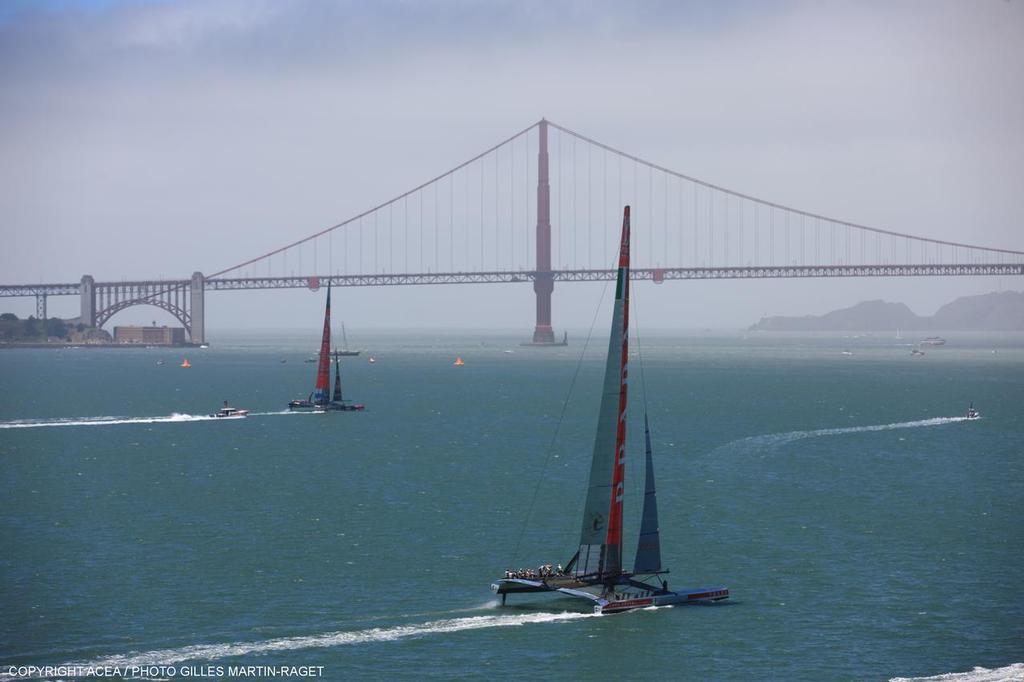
1;331;1022;680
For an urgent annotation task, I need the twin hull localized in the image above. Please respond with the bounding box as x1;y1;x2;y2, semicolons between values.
491;578;729;614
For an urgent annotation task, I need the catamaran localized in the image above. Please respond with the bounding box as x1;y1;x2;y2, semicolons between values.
288;284;365;412
491;206;729;615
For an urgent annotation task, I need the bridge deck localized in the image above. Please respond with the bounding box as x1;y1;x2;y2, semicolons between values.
4;263;1021;297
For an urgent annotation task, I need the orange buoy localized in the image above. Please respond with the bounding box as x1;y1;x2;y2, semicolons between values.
181;358;191;368
454;357;465;366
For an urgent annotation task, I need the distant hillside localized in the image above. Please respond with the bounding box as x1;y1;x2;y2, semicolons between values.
749;291;1024;332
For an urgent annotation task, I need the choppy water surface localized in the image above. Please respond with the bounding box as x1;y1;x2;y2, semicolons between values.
1;332;1021;680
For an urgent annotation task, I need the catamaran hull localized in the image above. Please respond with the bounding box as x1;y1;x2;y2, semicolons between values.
288;402;365;412
491;577;586;595
598;587;730;614
491;578;729;613
316;403;365;412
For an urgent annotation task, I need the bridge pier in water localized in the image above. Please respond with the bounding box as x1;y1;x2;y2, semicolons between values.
527;119;563;346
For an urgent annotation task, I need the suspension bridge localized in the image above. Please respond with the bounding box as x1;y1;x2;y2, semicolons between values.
3;119;1022;344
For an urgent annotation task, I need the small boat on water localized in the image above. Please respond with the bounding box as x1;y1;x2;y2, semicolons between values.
921;336;946;346
841;350;854;356
180;358;191;368
966;402;980;420
334;323;360;357
491;207;728;615
288;284;365;412
210;401;249;419
156;359;165;366
911;348;925;356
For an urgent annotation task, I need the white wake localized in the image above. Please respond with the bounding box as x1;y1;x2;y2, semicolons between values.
0;411;303;430
720;416;972;452
890;663;1024;682
0;611;595;678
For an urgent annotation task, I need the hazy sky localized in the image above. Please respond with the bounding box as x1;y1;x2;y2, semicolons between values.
1;0;1022;335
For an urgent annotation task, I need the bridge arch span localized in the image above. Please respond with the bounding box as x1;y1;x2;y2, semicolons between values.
96;299;192;336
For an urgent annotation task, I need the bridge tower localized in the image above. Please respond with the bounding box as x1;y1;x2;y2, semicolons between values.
80;275;96;327
529;118;559;345
190;272;205;344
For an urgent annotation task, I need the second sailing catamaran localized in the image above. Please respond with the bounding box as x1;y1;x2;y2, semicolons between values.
491;206;728;614
288;284;365;412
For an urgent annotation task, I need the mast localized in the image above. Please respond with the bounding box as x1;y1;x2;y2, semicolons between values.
332;352;343;403
312;285;332;406
342;322;349;351
633;413;662;574
576;206;631;580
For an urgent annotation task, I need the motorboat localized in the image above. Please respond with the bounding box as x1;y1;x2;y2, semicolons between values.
211;402;249;419
966;403;980;420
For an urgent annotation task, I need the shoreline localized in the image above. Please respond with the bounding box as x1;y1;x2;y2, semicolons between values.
0;342;202;349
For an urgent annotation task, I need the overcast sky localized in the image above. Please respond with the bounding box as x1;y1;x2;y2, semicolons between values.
1;0;1022;334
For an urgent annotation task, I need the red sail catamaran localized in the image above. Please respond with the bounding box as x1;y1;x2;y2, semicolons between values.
491;206;728;614
288;284;365;412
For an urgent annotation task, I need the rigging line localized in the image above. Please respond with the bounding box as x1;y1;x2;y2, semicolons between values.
631;275;651;420
207;120;541;279
508;279;612;568
546;120;1024;256
625;269;654;536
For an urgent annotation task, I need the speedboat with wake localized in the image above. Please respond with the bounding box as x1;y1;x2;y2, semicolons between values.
288;284;365;412
491;207;728;615
210;401;249;419
966;403;980;420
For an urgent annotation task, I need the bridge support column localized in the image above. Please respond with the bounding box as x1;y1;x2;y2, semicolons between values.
528;119;562;345
80;275;96;327
190;271;205;344
36;293;47;321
